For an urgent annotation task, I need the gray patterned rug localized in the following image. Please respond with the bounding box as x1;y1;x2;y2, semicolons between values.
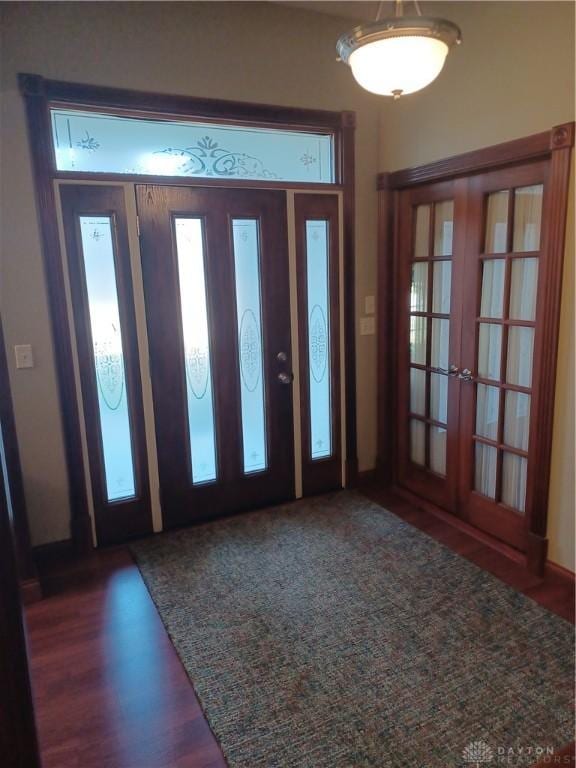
131;492;574;767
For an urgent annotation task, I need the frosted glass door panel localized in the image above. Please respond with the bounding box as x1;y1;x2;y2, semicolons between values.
509;258;538;321
506;327;534;387
502;453;527;513
306;220;332;460
480;260;505;318
432;261;451;313
52;109;334;183
504;391;531;451
430;427;447;476
430;373;448;424
414;205;431;258
513;185;543;252
79;216;136;501
174;218;218;484
410;316;427;364
475;443;497;499
431;319;449;370
410;262;428;311
433;201;454;256
232;220;268;472
410;368;426;416
410;420;425;466
477;324;502;381
485;190;509;253
475;384;499;441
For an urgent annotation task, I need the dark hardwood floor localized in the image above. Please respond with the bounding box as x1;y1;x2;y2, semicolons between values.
26;488;575;768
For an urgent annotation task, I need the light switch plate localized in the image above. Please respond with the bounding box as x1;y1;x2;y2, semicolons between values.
364;295;375;315
15;344;34;369
359;317;375;336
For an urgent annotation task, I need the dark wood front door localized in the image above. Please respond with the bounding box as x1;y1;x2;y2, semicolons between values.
137;186;294;527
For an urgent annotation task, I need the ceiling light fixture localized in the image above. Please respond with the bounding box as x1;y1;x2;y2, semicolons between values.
337;0;462;99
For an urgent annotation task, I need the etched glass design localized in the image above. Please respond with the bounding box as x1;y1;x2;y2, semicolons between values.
79;216;136;501
306;220;332;460
232;220;268;472
174;218;217;484
51;109;334;183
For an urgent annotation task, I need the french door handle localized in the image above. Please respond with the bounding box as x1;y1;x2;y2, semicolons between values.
458;368;475;382
278;371;294;385
434;364;460;377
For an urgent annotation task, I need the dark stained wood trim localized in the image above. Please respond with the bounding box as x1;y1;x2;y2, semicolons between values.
19;73;357;544
54;171;344;192
528;134;573;552
0;316;38;589
0;425;42;767
376;173;394;482
18;74;93;554
43;76;344;131
341;111;358;486
380;123;574;189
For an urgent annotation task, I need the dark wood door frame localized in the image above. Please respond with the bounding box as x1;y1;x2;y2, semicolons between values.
18;73;357;551
0;316;40;602
0;411;42;767
377;123;574;575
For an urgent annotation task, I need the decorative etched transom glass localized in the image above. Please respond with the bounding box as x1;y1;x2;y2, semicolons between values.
51;109;335;183
78;216;136;501
306;220;332;460
174;218;218;485
232;220;268;474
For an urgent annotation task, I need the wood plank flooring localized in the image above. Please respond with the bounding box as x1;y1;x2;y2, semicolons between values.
26;488;575;767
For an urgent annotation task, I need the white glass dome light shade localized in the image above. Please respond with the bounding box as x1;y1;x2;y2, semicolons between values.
349;36;449;97
337;17;462;98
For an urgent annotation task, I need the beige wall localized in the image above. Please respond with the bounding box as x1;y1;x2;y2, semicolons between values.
378;1;575;569
0;1;381;545
0;1;573;569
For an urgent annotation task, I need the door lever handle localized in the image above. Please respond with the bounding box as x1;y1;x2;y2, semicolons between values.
458;368;474;382
278;371;294;385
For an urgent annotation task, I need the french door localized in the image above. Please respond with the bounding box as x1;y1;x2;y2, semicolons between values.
137;186;295;528
396;160;551;552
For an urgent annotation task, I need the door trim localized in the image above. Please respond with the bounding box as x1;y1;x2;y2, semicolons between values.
378;123;574;574
19;73;357;551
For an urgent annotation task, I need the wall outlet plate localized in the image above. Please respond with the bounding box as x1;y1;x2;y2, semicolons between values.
14;344;34;369
359;317;375;336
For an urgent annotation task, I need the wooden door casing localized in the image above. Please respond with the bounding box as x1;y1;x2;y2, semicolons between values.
137;186;294;529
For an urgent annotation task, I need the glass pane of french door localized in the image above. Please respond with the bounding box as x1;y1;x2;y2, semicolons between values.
137;185;294;528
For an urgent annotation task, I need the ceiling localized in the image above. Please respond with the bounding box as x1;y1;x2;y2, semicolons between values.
277;2;382;20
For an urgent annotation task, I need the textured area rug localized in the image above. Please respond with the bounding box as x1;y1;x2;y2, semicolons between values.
131;492;574;767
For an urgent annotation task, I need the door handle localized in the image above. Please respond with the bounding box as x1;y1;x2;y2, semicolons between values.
458;368;475;382
277;371;294;385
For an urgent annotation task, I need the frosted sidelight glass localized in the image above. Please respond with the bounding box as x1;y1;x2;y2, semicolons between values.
79;216;136;501
433;200;454;256
431;318;449;371
410;262;428;312
509;258;538;321
410;420;426;465
430;373;448;424
51;109;334;183
410;367;426;416
414;205;431;258
502;453;527;513
410;316;427;364
305;220;332;460
513;185;543;252
432;261;451;314
480;260;505;318
504;391;531;451
506;327;534;388
430;426;447;475
475;443;497;499
477;323;502;381
475;383;499;441
233;220;268;471
174;218;217;484
485;190;509;253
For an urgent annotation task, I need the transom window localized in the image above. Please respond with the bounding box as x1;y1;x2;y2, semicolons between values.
50;108;335;183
